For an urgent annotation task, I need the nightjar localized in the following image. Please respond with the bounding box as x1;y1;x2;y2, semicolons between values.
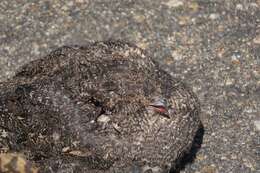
0;41;201;173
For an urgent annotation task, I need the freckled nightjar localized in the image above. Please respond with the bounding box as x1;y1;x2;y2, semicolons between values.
0;41;201;173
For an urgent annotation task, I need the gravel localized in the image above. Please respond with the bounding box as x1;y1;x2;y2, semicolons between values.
0;0;259;172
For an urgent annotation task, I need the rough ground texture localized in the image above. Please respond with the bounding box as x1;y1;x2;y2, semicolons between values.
0;0;259;173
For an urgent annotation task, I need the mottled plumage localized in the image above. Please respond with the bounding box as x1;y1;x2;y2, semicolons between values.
0;41;201;173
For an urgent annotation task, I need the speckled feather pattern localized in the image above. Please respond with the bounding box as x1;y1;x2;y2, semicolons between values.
0;41;200;173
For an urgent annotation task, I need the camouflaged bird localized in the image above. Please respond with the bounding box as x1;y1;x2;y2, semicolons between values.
0;41;201;173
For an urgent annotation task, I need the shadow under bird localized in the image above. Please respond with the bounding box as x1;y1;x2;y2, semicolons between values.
0;41;201;173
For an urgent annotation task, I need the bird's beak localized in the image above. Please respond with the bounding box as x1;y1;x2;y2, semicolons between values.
149;99;170;119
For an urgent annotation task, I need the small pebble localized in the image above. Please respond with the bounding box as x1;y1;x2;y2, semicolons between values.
253;120;260;131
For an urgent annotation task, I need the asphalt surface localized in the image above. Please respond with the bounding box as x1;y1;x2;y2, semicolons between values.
0;0;259;173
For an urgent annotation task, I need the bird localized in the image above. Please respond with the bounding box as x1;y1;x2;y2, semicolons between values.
0;41;201;173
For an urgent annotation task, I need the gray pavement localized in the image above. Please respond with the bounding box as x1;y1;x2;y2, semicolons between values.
0;0;259;172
